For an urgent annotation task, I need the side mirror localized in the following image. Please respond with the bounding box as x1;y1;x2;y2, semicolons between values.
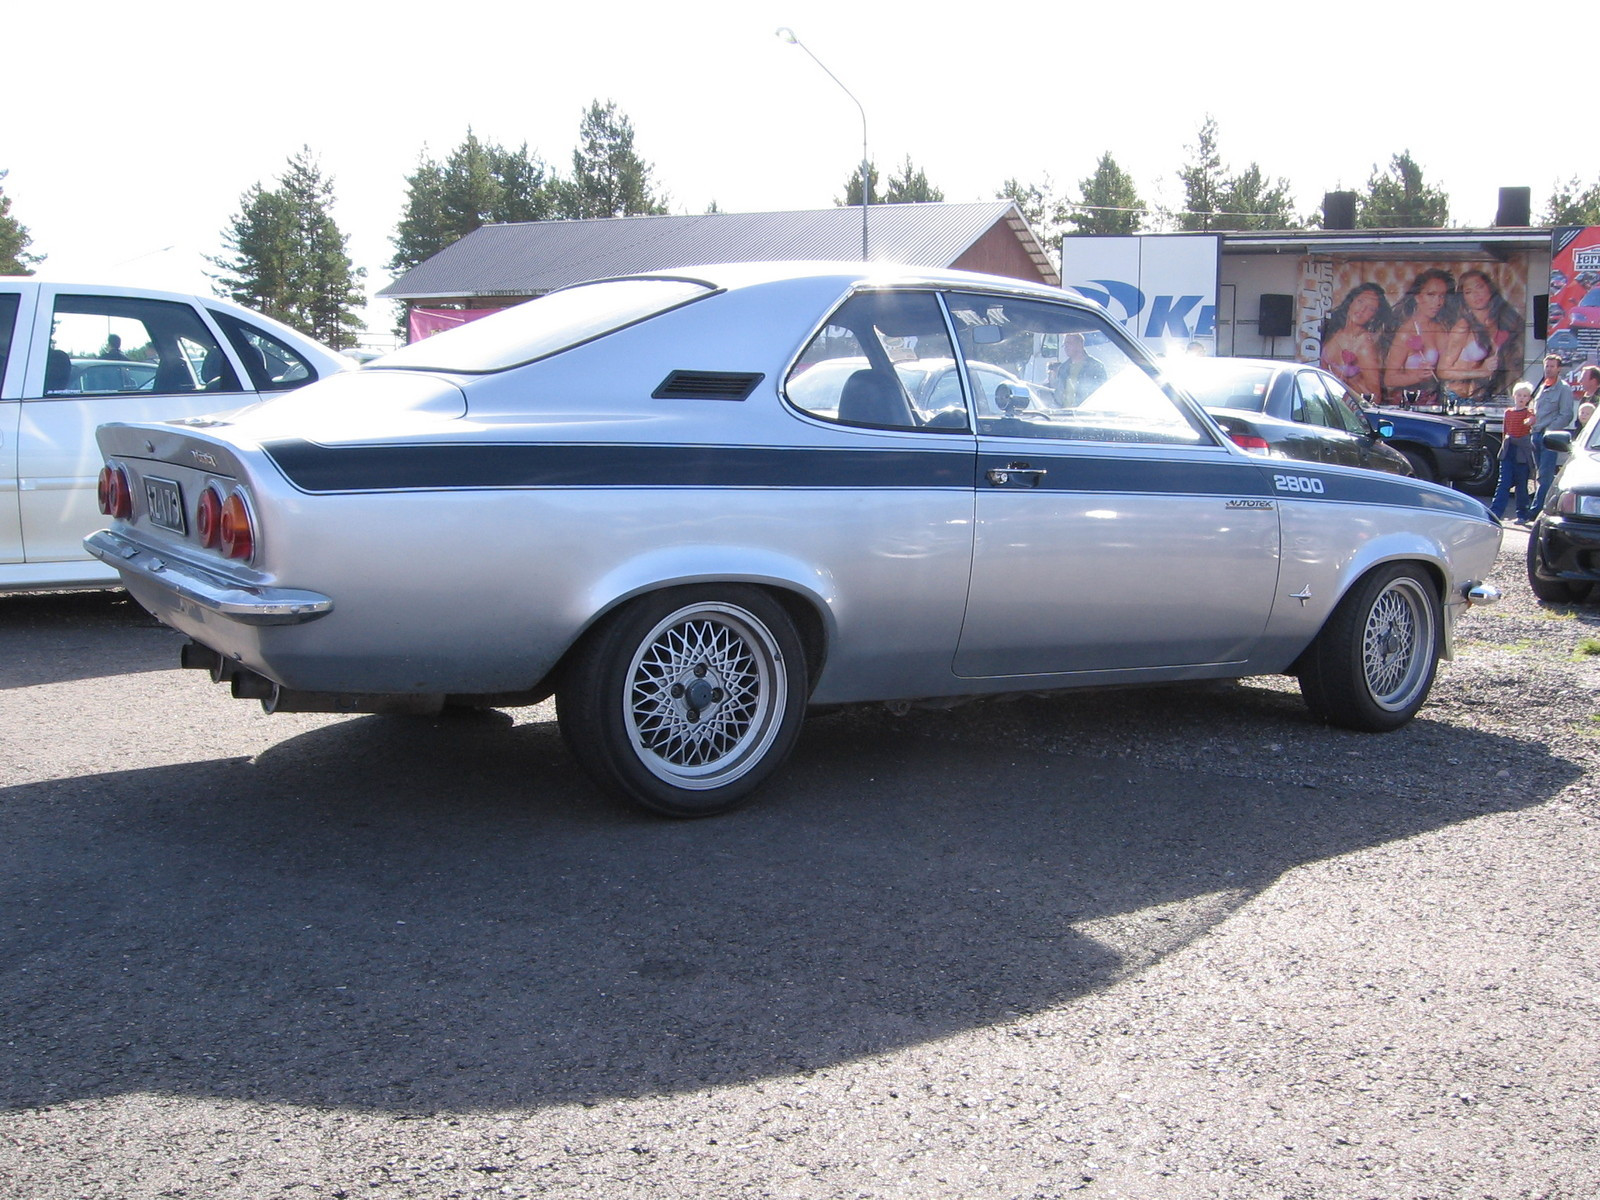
1374;419;1395;439
1544;430;1573;454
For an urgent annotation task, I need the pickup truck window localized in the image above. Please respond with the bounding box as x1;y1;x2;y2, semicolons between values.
46;294;240;397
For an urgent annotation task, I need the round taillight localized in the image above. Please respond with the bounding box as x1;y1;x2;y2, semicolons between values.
97;465;132;519
219;491;255;561
196;487;223;548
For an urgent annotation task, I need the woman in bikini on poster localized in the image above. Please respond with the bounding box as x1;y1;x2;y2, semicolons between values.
1441;269;1522;404
1320;282;1391;398
1383;269;1456;405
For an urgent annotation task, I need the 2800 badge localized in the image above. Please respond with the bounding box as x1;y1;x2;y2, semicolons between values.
1273;474;1326;495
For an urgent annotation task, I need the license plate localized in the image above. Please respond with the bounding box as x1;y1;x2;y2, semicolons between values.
144;476;186;534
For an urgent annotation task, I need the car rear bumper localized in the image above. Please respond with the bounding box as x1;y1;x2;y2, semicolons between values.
84;529;333;625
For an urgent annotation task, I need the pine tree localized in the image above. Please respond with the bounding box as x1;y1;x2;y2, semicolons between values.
1177;116;1226;231
390;131;553;275
557;100;667;219
839;162;881;207
883;156;944;203
1545;177;1600;226
212;148;365;348
1358;152;1449;228
0;170;42;275
1068;152;1145;235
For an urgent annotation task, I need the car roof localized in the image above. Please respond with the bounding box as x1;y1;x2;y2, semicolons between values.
568;260;1097;307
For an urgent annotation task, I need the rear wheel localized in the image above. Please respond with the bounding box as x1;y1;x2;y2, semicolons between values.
1297;564;1440;731
557;586;809;817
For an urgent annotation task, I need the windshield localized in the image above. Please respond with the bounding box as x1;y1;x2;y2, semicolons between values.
371;278;715;372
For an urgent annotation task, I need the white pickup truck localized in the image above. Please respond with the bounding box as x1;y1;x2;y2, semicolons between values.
0;280;349;592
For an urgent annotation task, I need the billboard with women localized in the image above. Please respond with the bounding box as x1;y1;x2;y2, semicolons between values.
1296;259;1526;405
1548;226;1600;366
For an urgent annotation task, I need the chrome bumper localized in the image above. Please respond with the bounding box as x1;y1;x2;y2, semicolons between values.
84;529;333;626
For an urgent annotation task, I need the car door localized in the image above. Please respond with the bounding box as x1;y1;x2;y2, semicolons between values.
0;288;27;565
944;292;1282;678
17;287;258;563
1290;369;1368;469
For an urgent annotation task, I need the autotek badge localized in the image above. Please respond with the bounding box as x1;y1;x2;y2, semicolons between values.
1226;499;1275;509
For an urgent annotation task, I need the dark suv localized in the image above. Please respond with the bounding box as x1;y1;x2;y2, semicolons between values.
1362;402;1495;492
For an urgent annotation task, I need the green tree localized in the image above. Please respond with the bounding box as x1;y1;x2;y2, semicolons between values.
1217;163;1299;231
1067;152;1145;235
1545;177;1600;226
556;100;667;219
883;156;944;203
390;131;553;275
0;170;41;275
1176;117;1298;231
1177;116;1226;231
212;147;365;348
996;176;1061;241
839;161;881;207
1358;151;1449;228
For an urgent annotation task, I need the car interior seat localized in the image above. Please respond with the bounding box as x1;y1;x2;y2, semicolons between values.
838;369;915;429
43;348;72;394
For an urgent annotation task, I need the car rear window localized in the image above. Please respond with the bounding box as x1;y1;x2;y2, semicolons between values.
1165;363;1275;413
371;278;715;373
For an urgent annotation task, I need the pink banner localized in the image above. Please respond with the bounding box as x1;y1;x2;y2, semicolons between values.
406;307;500;343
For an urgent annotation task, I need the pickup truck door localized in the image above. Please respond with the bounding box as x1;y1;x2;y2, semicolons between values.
16;286;257;564
0;289;28;565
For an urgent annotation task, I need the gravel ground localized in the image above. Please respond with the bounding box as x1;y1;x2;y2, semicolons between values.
2;524;1597;1199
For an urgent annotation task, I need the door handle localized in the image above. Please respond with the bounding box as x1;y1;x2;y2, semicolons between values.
986;463;1047;488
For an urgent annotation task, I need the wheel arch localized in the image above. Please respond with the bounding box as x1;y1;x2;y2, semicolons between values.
1291;551;1448;675
556;548;836;694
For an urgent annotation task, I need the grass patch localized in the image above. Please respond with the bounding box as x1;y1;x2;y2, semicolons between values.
1575;637;1600;659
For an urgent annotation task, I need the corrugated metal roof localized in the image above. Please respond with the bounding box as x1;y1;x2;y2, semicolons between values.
377;202;1051;300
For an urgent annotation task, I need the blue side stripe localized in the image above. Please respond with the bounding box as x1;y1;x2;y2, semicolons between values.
258;437;1488;518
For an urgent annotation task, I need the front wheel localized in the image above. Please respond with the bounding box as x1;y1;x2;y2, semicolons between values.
1396;447;1435;482
1297;564;1441;732
558;586;809;817
1525;529;1590;603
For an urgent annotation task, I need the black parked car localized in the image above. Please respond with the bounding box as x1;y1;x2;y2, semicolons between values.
1163;357;1491;488
1526;428;1600;602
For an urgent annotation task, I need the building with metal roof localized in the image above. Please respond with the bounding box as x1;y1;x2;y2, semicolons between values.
377;201;1057;314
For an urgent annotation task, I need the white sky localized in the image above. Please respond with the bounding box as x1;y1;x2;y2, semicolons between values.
5;1;1571;344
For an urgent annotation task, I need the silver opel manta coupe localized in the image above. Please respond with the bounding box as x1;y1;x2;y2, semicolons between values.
87;263;1502;816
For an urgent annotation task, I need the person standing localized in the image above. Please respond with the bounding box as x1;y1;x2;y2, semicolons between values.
1489;381;1536;522
1577;364;1600;428
1532;353;1578;514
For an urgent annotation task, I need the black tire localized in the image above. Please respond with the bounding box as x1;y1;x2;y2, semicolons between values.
1459;434;1500;496
1396;447;1435;482
557;586;809;817
1297;564;1441;732
1525;527;1588;603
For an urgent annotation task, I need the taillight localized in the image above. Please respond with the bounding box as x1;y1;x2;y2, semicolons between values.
1229;433;1271;454
219;491;255;561
97;464;132;518
196;486;224;548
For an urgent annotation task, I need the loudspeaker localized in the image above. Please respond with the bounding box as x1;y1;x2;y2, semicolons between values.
1259;293;1294;338
1496;186;1531;227
1534;294;1549;341
1322;191;1357;230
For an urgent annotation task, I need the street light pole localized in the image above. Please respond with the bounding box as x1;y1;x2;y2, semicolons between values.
776;27;869;260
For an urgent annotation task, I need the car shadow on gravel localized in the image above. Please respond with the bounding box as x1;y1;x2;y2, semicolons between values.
0;680;1577;1116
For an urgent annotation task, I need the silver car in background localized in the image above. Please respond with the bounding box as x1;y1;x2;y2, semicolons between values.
87;263;1502;816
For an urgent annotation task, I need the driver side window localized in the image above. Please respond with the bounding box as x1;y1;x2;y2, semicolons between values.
784;291;965;432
